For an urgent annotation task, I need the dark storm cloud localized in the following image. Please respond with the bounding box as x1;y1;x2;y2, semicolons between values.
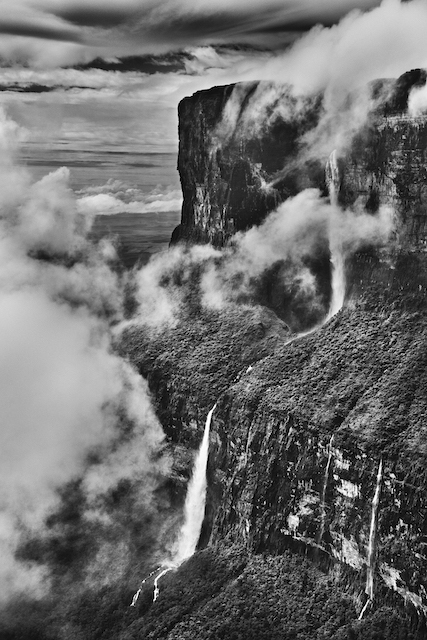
54;6;134;29
121;1;383;46
0;0;384;66
74;52;192;74
0;20;81;43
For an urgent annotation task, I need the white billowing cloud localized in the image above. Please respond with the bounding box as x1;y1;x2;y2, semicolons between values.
0;291;117;491
131;188;394;328
214;0;427;96
199;189;394;308
408;83;427;117
0;107;166;599
16;167;90;254
76;186;182;216
208;0;427;164
133;243;219;329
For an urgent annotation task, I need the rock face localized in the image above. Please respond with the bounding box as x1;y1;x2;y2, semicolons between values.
207;298;427;617
172;82;324;246
163;69;427;624
173;69;427;251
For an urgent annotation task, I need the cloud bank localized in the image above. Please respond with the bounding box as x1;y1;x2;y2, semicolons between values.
0;108;167;599
0;0;382;67
132;189;394;332
76;182;182;216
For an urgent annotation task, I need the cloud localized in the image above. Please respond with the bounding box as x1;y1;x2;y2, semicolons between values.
408;82;427;116
204;0;427;172
133;243;219;329
76;192;180;216
0;0;381;68
202;189;394;306
216;0;427;96
125;0;381;46
76;183;182;216
0;3;81;44
131;188;394;331
4;0;426;154
0;107;167;599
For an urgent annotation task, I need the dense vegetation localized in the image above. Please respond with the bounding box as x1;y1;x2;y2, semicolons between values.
2;251;427;638
1;545;423;639
120;302;290;443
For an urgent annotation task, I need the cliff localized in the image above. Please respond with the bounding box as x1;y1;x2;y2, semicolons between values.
172;81;323;246
172;69;427;251
9;72;427;640
121;70;427;637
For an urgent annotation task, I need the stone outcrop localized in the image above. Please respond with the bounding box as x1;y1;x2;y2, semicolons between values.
172;69;427;251
172;82;323;246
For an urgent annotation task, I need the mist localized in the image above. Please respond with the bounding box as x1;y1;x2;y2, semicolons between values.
208;0;427;168
0;0;416;613
0;107;167;600
132;188;394;333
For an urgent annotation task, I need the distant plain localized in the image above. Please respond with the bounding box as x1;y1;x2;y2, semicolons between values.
22;145;182;266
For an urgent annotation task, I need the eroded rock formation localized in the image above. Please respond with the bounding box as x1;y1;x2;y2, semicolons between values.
164;69;427;622
172;69;427;251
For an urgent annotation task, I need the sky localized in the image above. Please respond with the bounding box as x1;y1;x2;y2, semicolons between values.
0;0;387;156
0;0;383;65
0;1;425;210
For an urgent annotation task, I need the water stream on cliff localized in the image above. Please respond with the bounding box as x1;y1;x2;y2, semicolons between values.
326;150;346;320
359;459;383;620
317;435;334;547
130;405;216;605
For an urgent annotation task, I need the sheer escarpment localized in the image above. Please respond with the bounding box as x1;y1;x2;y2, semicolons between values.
116;71;427;638
173;69;427;251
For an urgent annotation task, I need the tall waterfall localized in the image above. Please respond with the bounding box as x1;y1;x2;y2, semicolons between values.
325;149;340;207
325;150;345;319
130;405;216;606
359;459;383;619
173;404;216;565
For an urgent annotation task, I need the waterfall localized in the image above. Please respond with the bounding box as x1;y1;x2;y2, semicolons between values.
366;459;383;598
359;459;383;620
173;404;216;565
326;150;340;208
325;150;345;320
153;567;174;602
317;435;334;546
327;249;345;320
130;565;161;607
130;405;216;606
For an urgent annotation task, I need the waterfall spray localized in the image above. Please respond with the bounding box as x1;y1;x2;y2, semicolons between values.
317;435;334;546
359;459;383;620
130;405;216;606
325;150;345;319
